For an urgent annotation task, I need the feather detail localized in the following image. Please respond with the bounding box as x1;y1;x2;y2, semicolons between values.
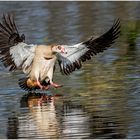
57;19;121;75
0;14;36;73
0;13;25;71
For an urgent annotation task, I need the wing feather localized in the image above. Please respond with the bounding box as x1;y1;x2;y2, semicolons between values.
0;13;35;73
57;19;121;75
10;43;37;74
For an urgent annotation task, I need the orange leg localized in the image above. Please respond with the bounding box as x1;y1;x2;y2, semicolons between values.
50;82;62;88
47;67;62;88
36;80;43;89
35;80;50;90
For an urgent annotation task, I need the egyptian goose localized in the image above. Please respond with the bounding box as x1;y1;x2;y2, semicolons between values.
0;14;120;91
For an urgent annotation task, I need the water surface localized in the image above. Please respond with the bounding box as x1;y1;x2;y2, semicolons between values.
0;1;140;139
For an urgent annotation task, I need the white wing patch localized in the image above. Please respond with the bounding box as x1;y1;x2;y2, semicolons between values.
57;19;121;75
10;42;37;74
60;43;88;64
57;43;89;74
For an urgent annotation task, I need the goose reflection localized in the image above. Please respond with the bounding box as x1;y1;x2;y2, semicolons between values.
18;93;91;139
18;93;62;139
7;92;91;139
7;90;129;139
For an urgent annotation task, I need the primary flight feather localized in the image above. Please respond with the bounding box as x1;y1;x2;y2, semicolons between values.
0;13;121;91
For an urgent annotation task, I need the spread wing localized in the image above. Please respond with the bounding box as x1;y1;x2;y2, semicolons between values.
0;13;36;73
57;19;121;75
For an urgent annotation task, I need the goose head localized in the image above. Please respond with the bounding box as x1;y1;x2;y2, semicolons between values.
52;45;67;54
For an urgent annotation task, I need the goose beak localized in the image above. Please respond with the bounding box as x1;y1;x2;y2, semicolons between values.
61;47;67;54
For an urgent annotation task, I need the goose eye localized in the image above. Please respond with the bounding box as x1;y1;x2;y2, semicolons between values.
58;46;61;50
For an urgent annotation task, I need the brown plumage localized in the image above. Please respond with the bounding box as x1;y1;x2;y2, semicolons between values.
0;13;121;91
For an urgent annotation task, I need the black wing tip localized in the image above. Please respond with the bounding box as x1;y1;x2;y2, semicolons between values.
0;12;24;44
114;18;121;24
113;18;121;32
0;13;26;71
112;18;121;40
81;18;121;58
83;18;121;42
2;13;13;20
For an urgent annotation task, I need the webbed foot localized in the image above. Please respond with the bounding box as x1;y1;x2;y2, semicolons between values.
51;82;62;88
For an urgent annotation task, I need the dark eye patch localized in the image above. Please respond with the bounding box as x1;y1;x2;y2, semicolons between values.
58;46;61;50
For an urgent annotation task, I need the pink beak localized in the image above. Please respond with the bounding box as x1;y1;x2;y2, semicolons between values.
61;47;67;54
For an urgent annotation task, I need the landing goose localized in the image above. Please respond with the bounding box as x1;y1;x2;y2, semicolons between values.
0;14;121;91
